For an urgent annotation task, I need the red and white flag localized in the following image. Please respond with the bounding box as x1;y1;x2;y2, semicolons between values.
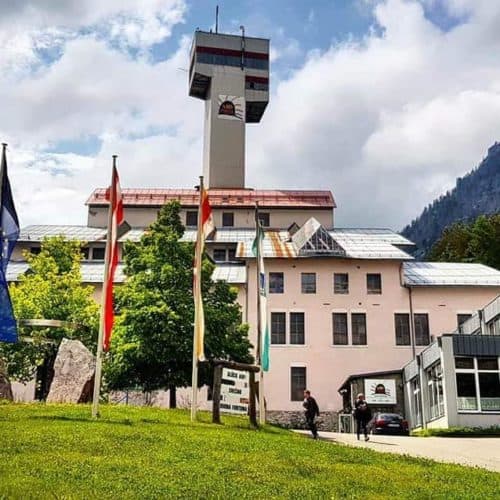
193;185;214;361
103;165;124;351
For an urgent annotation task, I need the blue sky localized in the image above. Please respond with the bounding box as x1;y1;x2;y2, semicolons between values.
1;0;499;228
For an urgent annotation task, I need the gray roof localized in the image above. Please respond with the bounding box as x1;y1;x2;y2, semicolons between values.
403;262;500;287
17;223;414;261
8;261;244;286
212;265;247;284
19;225;106;242
7;262;125;283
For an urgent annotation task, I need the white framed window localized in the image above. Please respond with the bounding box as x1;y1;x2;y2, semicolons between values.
455;356;500;412
290;366;306;401
426;363;445;420
270;311;305;345
301;273;316;294
411;379;422;428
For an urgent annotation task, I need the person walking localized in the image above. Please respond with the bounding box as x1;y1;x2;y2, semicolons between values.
303;390;320;439
353;393;371;441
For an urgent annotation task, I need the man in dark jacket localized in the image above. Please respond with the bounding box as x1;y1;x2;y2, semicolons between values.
353;393;371;441
303;390;320;439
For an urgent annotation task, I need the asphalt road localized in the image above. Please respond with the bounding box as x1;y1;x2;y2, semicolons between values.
294;430;500;472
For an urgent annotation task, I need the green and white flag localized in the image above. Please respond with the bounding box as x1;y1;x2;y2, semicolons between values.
252;213;270;372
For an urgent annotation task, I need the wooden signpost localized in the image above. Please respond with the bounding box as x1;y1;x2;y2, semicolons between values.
211;359;260;427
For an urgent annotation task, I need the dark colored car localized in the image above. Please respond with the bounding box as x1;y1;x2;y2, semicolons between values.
367;413;409;436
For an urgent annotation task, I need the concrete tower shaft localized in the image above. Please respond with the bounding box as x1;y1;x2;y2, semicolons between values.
189;31;270;188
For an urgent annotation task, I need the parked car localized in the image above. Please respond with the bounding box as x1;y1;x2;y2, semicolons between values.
367;413;409;436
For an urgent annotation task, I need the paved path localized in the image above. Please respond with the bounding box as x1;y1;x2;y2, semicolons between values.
294;430;500;472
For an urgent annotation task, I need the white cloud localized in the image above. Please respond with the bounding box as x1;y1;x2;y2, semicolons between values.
3;0;500;231
247;0;500;228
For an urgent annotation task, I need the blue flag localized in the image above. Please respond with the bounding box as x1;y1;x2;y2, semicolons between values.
0;144;19;343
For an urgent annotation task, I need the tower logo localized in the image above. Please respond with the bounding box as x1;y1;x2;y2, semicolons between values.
218;95;245;121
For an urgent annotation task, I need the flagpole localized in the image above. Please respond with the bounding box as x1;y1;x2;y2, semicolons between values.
92;155;117;418
191;175;204;421
254;204;266;425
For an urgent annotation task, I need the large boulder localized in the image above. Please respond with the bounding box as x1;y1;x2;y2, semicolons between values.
0;359;13;401
47;339;95;403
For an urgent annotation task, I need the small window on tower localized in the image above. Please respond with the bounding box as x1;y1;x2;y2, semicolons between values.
222;212;234;227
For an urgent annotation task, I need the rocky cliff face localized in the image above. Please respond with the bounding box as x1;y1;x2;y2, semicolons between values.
402;142;500;258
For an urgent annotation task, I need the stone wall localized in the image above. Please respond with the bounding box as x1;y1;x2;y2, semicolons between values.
266;410;339;432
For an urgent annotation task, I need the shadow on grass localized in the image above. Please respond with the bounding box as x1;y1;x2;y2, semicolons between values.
27;415;135;426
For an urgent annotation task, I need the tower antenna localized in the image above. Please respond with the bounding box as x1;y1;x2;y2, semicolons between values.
215;5;219;34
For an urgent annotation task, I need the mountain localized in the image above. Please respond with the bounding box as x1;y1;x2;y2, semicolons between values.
401;142;500;258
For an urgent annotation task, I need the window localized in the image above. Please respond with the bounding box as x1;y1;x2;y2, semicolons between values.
351;313;367;345
457;314;472;332
367;273;382;294
269;272;284;294
301;273;316;294
245;79;269;92
186;211;198;227
394;313;411;346
213;249;226;262
456;373;478;410
334;273;349;294
290;313;305;345
80;247;89;260
30;246;41;255
427;363;445;420
222;212;234;227
332;313;348;345
258;212;270;227
197;51;269;71
291;367;306;401
455;357;500;411
271;312;286;344
411;379;422;428
227;248;236;261
414;314;430;345
92;247;105;260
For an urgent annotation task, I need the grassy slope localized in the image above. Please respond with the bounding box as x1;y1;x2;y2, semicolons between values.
0;404;498;499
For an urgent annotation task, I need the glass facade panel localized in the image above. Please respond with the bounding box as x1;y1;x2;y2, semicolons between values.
478;373;500;411
455;357;474;369
456;373;478;410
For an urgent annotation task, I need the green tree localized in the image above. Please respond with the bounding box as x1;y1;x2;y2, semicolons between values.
0;237;99;389
428;213;500;269
105;202;252;406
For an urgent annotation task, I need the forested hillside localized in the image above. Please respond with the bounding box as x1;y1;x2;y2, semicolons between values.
402;142;500;258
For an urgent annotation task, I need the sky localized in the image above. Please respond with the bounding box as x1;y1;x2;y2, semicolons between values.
2;0;500;230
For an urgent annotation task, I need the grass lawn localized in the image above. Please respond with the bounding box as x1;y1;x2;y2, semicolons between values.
0;403;498;499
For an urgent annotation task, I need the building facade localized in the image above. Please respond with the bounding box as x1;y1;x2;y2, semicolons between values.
403;295;500;430
7;28;500;426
